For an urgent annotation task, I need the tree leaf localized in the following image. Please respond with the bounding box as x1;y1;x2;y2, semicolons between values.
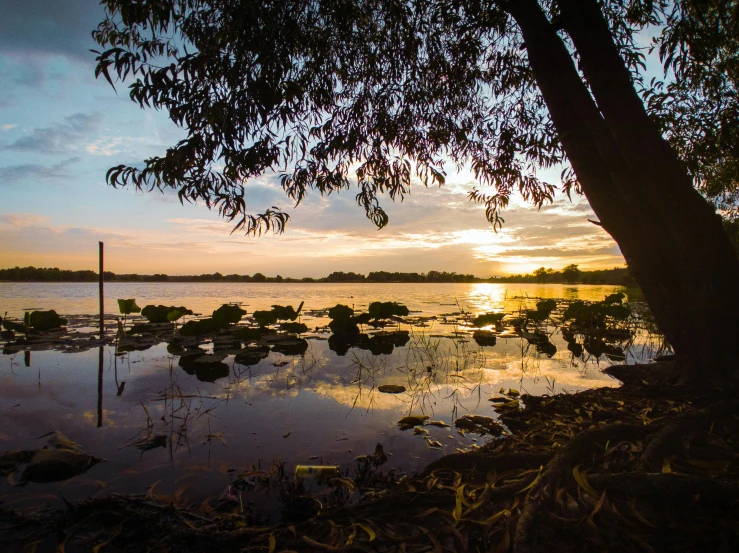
573;464;599;497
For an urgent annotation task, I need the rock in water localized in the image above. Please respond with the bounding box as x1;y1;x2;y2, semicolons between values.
22;448;104;484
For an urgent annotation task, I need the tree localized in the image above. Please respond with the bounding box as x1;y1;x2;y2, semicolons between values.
561;264;581;283
93;0;739;384
533;267;548;283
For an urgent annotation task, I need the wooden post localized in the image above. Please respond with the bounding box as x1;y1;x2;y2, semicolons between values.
97;345;104;428
99;241;104;339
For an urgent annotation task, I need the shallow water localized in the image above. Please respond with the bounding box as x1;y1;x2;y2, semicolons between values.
0;282;657;520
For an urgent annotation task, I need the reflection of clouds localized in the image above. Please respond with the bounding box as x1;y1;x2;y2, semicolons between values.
83;410;115;427
310;379;406;411
210;335;618;413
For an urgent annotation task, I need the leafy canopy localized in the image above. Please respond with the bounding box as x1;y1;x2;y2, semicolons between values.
93;0;737;233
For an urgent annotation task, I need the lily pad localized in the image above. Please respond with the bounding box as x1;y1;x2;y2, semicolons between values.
141;305;193;323
178;350;230;382
28;310;67;331
117;298;141;315
234;345;270;366
328;304;354;321
271;302;304;321
473;313;505;327
281;322;308;335
212;304;246;326
378;384;406;394
368;301;409;320
179;318;219;336
473;330;497;347
253;309;278;328
272;338;309;356
233;327;262;341
398;414;430;429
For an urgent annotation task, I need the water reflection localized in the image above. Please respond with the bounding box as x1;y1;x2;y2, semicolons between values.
0;284;663;519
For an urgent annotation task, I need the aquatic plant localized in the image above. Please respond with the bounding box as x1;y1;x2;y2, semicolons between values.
472;330;497;347
176;304;245;336
117;299;141;327
166;309;184;322
179;318;220;336
563;294;631;333
141;305;193;323
252;309;278;328
234;345;270;366
472;312;505;327
233;327;262;341
28;310;67;331
368;301;409;319
280;322;308;335
2;318;26;333
327;302;409;341
271;301;304;321
327;304;353;321
253;302;304;329
272;338;309;356
212;304;246;326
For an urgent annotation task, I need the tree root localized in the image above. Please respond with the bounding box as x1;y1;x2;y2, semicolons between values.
637;411;704;471
587;472;739;503
421;451;550;476
604;361;682;387
512;423;648;553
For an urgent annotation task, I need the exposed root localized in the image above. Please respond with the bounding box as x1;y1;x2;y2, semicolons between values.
512;423;647;553
587;472;739;501
421;451;550;475
637;411;704;470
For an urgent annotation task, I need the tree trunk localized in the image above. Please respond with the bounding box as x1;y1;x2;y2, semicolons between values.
507;0;739;386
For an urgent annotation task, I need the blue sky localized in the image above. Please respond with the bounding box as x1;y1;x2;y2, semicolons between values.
0;0;625;277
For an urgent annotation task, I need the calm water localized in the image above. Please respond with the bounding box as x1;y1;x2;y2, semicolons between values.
0;283;655;518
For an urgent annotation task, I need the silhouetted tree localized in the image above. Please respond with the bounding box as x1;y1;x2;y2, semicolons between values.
326;271;366;282
94;0;739;383
561;264;581;283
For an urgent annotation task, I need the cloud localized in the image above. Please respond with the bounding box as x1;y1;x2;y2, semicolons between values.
0;0;103;62
0;124;17;131
0;156;80;185
0;213;50;230
5;113;102;154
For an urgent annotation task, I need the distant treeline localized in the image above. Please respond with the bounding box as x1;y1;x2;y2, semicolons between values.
491;265;638;287
0;265;637;286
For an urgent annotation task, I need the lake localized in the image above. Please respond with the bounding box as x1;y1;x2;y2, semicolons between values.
0;282;660;520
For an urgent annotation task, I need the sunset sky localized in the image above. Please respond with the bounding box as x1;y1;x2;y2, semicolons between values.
0;0;626;278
